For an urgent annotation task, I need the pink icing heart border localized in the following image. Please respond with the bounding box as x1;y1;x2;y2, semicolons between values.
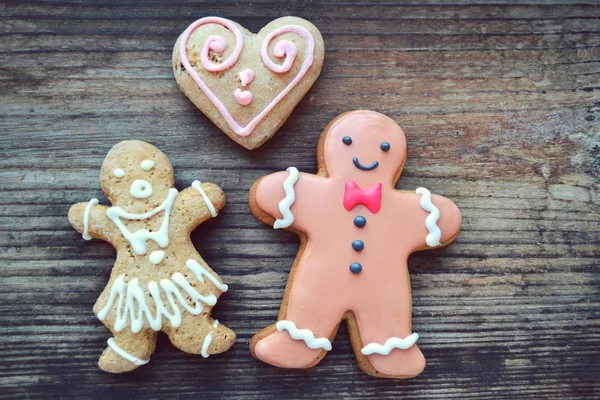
179;17;316;137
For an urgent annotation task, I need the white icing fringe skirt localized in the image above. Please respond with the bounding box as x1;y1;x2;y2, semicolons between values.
97;259;228;333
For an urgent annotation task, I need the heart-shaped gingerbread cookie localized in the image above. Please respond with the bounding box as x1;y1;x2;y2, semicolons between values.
173;17;325;150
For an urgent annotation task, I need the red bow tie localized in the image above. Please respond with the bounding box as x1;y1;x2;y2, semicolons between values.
343;180;383;213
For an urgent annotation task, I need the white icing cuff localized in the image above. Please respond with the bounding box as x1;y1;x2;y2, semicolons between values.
107;337;149;366
361;333;419;356
186;259;228;292
192;180;218;217
201;320;220;358
415;187;442;246
274;167;299;229
201;332;213;358
82;198;99;240
276;320;332;351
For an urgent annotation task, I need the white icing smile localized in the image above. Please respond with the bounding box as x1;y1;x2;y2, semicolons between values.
130;179;153;199
106;188;178;254
105;184;217;263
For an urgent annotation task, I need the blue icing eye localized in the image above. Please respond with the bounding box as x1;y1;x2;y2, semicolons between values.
380;142;390;152
342;136;352;145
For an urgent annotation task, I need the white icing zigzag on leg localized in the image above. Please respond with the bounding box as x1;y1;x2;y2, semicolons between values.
361;333;419;356
274;167;299;229
276;320;332;351
415;187;442;246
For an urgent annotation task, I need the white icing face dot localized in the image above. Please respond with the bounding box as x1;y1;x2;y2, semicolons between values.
140;160;155;171
149;250;165;265
113;168;125;178
130;179;153;199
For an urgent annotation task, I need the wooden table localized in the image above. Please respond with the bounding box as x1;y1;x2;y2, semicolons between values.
2;1;599;398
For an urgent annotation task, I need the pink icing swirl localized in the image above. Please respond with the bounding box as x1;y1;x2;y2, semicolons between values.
179;17;316;137
262;39;298;73
190;17;244;72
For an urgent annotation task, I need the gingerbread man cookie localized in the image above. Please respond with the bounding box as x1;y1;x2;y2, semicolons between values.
248;110;462;378
68;140;235;373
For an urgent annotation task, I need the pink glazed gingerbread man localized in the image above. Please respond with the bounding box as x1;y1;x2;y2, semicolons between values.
249;110;462;378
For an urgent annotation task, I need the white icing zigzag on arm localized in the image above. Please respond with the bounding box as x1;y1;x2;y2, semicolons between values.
361;333;419;356
276;320;332;351
415;187;442;247
274;167;299;229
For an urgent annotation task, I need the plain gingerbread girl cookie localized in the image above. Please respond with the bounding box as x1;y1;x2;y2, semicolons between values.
68;140;235;373
248;110;462;379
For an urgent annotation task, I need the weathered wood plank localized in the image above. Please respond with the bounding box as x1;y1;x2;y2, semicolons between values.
1;0;599;398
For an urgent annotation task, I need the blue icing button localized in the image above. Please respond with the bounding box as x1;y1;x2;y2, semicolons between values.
354;216;367;228
350;262;362;274
352;240;364;251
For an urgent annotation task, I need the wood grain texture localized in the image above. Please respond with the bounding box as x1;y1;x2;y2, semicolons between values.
1;0;599;398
